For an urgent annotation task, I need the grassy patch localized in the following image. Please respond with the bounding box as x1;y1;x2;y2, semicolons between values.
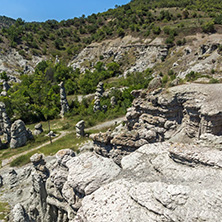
0;201;10;220
0;134;49;164
10;133;89;167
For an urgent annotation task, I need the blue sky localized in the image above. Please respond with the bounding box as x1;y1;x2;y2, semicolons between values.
0;0;131;22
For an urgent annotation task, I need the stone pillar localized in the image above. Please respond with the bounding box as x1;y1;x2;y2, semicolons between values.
76;120;85;137
58;81;69;118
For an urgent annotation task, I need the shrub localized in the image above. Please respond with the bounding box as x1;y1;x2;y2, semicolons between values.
201;21;215;33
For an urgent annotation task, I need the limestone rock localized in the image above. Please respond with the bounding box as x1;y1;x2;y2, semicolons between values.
34;123;43;136
75;120;85;137
10;120;30;149
56;149;75;167
66;152;121;196
75;143;222;222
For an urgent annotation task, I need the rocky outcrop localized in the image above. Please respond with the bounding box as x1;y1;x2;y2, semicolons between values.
58;81;69;117
10;120;33;149
74;142;222;222
2;150;120;222
1;139;222;221
91;83;222;164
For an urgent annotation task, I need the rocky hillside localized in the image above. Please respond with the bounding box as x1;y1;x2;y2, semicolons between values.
1;0;222;77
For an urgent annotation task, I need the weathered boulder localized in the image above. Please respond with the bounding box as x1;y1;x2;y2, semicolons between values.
66;152;121;196
75;120;85;137
10;120;32;149
34;123;43;136
148;76;162;90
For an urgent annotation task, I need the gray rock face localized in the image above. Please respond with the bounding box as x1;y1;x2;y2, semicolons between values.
10;120;32;149
75;142;222;222
58;81;69;117
91;83;222;164
75;120;85;137
34;123;43;136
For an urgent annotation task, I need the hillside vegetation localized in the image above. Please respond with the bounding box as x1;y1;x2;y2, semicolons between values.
0;0;222;61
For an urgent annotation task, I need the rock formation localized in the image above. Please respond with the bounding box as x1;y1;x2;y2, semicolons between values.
95;82;104;99
0;102;11;143
91;83;222;164
34;123;43;136
93;98;101;112
110;96;117;108
93;82;104;112
10;120;33;149
58;81;69;117
75;120;85;137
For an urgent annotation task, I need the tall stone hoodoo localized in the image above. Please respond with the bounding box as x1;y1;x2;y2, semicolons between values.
93;82;104;112
0;102;11;143
58;81;69;117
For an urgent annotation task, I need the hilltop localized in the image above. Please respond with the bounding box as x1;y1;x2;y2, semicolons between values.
0;0;222;62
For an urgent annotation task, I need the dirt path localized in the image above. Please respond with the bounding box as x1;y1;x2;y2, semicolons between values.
1;116;125;167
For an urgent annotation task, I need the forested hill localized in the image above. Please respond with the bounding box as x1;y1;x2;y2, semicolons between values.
0;0;222;61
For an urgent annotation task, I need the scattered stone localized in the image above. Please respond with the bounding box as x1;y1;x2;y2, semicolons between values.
34;123;43;136
47;131;56;137
75;120;85;137
58;81;69;117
